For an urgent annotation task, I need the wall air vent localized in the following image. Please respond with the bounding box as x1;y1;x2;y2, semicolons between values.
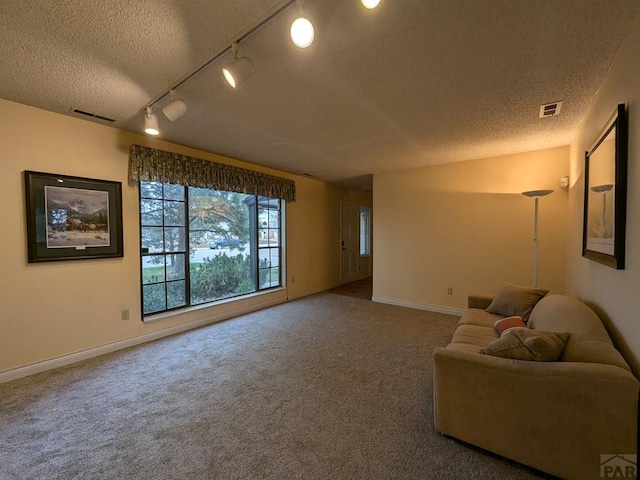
539;101;562;118
70;108;116;123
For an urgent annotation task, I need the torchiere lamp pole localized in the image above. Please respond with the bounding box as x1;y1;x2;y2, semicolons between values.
522;189;554;287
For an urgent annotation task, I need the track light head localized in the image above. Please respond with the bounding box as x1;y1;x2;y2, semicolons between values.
222;56;255;88
361;0;381;8
290;17;314;48
161;92;188;122
144;107;160;136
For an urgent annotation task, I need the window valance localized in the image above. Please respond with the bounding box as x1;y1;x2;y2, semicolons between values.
128;144;296;203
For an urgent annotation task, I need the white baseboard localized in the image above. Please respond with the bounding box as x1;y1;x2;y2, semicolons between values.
372;296;465;317
0;294;285;384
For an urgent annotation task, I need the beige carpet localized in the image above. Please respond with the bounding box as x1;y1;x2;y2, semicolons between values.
0;292;556;479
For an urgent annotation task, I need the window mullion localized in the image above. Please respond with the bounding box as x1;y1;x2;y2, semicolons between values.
185;186;191;307
162;188;169;312
252;195;259;291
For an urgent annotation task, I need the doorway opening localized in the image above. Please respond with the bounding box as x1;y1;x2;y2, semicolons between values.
340;201;372;286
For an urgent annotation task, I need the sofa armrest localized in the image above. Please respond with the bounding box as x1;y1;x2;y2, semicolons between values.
433;347;638;480
467;294;493;310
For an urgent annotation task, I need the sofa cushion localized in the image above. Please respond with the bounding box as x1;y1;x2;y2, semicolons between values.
457;308;502;328
485;282;548;323
445;324;498;354
451;324;498;347
479;329;570;361
494;316;526;337
528;295;632;372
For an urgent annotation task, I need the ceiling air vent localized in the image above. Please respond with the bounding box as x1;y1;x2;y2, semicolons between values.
70;108;116;123
539;101;562;118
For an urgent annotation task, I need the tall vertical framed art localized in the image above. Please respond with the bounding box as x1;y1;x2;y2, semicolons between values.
582;104;628;269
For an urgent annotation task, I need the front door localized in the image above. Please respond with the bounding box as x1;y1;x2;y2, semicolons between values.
340;202;361;284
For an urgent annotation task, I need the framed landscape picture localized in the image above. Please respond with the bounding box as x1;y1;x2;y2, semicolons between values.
24;171;123;262
582;104;628;269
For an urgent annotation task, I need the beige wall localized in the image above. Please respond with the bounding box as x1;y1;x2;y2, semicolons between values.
287;180;372;299
373;147;569;312
566;14;640;373
0;98;370;376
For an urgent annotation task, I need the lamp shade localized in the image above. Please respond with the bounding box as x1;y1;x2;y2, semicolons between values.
590;184;614;193
144;110;160;136
222;56;255;88
290;17;314;48
161;98;188;122
522;189;554;198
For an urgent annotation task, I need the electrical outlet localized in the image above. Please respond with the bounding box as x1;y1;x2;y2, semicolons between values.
291;276;295;283
121;309;130;320
447;287;453;295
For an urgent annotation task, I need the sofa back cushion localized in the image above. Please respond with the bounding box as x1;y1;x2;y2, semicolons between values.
528;295;631;372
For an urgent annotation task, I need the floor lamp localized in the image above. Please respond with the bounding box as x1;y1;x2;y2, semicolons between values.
522;189;554;287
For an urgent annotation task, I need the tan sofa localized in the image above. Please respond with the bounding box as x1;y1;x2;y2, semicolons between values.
433;292;639;480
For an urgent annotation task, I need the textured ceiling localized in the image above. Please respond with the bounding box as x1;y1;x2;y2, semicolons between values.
1;0;638;189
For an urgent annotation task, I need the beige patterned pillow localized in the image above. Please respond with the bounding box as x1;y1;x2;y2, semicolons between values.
480;329;570;361
486;282;548;323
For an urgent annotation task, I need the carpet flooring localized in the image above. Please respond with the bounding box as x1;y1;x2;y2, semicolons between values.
0;292;556;479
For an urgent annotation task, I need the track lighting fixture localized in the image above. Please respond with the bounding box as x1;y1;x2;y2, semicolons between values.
361;0;381;9
144;107;159;136
291;1;314;48
141;0;341;135
161;90;188;122
222;42;255;88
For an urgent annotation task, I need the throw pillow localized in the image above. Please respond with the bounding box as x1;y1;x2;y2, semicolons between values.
485;282;549;323
494;316;526;337
480;329;570;361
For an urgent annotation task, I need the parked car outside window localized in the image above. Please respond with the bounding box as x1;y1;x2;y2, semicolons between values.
208;238;242;249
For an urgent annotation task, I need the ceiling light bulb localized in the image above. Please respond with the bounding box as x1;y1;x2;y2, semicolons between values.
144;108;159;136
222;56;255;88
290;17;314;48
361;0;381;9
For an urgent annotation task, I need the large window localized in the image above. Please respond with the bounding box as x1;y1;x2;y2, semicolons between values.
140;182;283;317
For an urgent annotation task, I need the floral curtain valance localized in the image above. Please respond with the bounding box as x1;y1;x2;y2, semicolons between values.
128;144;296;203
